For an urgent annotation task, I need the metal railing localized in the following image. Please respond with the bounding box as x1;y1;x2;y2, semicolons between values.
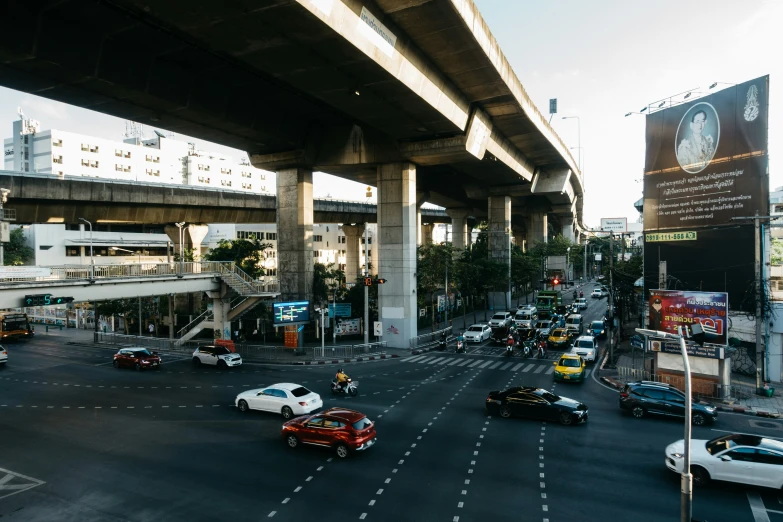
176;308;214;338
313;342;387;360
409;326;453;349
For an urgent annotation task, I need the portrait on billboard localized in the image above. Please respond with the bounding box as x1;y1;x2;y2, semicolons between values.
675;102;719;174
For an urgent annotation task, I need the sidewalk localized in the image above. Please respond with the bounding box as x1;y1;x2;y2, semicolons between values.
598;324;782;418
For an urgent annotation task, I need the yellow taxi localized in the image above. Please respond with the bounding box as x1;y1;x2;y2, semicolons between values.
547;328;572;349
553;354;586;383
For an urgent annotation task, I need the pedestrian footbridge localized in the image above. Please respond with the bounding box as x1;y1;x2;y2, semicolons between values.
0;262;279;343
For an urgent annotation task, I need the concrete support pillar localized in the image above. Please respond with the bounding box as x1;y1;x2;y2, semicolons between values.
562;222;575;243
446;208;470;252
416;210;423;246
276;167;314;301
488;196;511;310
466;222;474;248
377;163;417;348
206;285;231;341
342;224;365;284
420;223;434;245
526;212;548;246
512;228;526;253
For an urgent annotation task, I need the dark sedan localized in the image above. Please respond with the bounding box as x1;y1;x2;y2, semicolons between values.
485;386;588;426
113;347;162;371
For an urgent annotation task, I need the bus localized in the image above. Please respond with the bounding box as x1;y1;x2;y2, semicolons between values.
535;291;560;319
0;312;33;341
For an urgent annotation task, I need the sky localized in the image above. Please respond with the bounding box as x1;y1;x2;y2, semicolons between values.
1;0;780;227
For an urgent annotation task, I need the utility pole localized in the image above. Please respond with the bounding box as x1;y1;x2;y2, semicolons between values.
754;211;762;388
609;235;615;364
444;263;449;326
583;240;588;282
363;224;369;345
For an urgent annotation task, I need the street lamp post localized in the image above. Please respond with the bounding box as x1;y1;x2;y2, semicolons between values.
78;218;94;281
570;146;585;191
566;247;571;287
636;325;704;522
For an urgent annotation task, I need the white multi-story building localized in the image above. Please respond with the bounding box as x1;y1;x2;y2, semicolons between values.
3;112;270;192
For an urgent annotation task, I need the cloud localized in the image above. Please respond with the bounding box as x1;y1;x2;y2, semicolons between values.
20;95;68;120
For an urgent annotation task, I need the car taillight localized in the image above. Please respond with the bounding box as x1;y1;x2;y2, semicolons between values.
298;402;307;406
620;392;629;398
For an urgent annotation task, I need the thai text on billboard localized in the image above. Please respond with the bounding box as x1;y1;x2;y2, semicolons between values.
601;217;627;232
643;76;769;231
648;290;728;346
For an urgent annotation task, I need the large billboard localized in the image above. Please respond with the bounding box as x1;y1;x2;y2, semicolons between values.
601;217;627;232
648;289;728;346
644;76;769;231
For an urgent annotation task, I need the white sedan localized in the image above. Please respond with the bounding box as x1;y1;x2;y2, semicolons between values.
569;336;597;363
575;298;588;310
0;345;7;365
665;433;783;488
463;324;491;342
235;383;323;420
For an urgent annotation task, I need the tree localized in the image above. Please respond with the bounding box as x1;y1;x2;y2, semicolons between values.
2;228;34;266
312;262;346;306
203;237;271;279
416;242;454;330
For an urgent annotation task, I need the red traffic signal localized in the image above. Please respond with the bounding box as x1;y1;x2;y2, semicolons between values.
376;278;387;284
363;277;373;286
552;278;560;285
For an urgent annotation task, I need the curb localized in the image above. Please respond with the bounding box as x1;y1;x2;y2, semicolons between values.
292;354;401;366
600;376;624;390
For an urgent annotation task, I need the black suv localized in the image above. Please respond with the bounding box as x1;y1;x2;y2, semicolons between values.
619;381;718;426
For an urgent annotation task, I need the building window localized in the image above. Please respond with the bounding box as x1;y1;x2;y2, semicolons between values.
265;250;276;259
115;164;124;171
339;250;346;256
241;171;252;178
313;250;320;258
338;236;346;244
220;179;232;187
198;164;211;171
146;155;160;163
367;237;372;244
314;235;323;242
266;233;277;241
241;182;252;189
146;169;160;176
266;268;277;276
53;139;63;147
65;247;80;256
53;156;63;164
236;231;261;240
220;167;232;175
81;143;99;153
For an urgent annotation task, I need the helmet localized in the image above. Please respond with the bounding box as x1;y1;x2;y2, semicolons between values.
338;368;344;373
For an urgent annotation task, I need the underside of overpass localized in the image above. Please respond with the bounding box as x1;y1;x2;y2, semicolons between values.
0;0;585;346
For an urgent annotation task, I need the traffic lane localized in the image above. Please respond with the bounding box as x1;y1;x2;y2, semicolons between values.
0;401;340;522
445;370;549;522
270;364;473;521
542;403;757;522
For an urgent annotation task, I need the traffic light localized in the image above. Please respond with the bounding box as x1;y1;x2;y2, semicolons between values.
362;277;387;286
24;294;52;306
363;277;373;286
376;278;387;285
51;297;74;304
552;278;560;286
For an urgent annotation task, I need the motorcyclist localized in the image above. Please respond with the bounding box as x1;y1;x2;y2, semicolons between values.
335;368;349;391
456;331;465;352
579;291;584;298
572;290;577;300
537;338;547;358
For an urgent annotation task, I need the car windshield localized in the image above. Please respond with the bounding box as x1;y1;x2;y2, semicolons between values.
575;340;593;348
558;358;581;368
290;386;312;398
491;314;506;320
468;326;482;332
533;389;560;403
706;434;763;455
131;349;152;356
212;346;231;355
551;329;567;337
352;417;373;430
591;321;603;328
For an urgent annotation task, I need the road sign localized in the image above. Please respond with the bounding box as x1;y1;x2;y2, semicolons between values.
373;321;383;336
328;303;351;318
272;301;310;325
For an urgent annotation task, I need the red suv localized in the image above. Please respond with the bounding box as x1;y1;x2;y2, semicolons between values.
113;348;162;371
282;408;377;459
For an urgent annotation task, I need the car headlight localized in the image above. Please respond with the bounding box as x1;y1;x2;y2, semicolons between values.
554;370;563;375
704;406;716;413
670;453;683;459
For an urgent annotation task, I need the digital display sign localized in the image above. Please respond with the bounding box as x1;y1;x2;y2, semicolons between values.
273;301;310;325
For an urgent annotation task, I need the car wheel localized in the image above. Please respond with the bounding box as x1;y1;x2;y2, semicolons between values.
559;412;573;426
631;406;645;419
692;412;707;426
286;434;299;449
113;360;120;369
217;360;227;369
134;363;141;372
499;405;511;418
192;357;201;367
281;406;294;419
691;466;710;485
335;443;349;459
238;400;249;412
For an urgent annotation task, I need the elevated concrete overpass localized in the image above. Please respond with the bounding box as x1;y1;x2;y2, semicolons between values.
0;171;449;225
0;0;586;346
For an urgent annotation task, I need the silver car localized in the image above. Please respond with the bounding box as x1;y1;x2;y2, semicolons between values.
463;324;491;342
192;345;243;368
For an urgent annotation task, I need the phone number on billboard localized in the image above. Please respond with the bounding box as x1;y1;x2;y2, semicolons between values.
645;231;697;242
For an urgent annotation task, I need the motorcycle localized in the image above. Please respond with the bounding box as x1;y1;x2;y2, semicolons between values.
537;340;547;359
505;343;514;357
455;340;466;353
331;378;359;397
522;340;533;358
437;338;447;351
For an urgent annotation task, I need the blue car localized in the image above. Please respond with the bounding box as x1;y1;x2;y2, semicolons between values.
589;320;606;339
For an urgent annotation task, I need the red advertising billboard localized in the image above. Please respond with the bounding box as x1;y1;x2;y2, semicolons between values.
648;290;728;346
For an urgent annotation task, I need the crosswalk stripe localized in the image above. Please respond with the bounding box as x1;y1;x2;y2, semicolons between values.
458;360;472;367
500;362;514;370
447;359;462;366
478;361;493;368
436;359;451;365
534;365;547;374
405;355;427;363
417;357;436;364
468;360;484;368
545;366;555;374
522;364;535;372
489;362;504;369
510;363;524;372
